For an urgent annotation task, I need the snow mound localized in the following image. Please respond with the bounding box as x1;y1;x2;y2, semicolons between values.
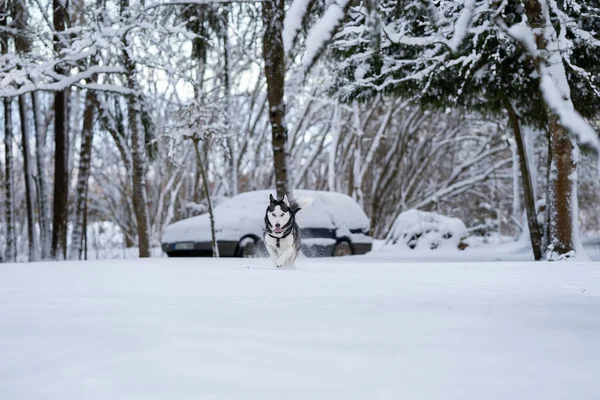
385;209;468;251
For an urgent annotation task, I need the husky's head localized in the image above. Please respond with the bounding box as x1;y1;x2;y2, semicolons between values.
265;194;293;236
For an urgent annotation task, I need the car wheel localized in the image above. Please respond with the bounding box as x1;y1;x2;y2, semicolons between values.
334;241;353;257
238;237;258;258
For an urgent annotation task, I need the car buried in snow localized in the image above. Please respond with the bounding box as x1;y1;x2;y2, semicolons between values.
161;190;373;258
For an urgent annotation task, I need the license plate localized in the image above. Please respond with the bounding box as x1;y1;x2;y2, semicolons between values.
174;242;194;250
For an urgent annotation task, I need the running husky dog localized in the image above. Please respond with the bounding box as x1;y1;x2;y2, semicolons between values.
264;194;313;268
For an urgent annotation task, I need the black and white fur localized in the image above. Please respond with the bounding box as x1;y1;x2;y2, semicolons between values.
264;194;313;268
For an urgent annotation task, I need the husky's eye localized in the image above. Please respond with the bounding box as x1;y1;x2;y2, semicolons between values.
271;213;275;217
280;213;284;217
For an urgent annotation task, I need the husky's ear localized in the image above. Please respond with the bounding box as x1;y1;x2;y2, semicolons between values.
269;194;276;204
283;194;290;207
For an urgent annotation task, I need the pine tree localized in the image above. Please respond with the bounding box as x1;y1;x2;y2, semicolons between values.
321;0;600;259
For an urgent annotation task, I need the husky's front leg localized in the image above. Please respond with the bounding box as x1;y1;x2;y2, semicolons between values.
265;243;279;267
276;247;296;267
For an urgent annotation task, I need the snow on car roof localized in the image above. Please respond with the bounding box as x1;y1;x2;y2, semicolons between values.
220;190;369;230
303;190;370;231
216;190;333;230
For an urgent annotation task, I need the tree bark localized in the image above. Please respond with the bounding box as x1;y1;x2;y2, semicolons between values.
18;96;39;261
14;0;39;261
524;0;577;258
70;89;96;260
506;99;543;260
51;0;70;260
3;99;16;263
31;92;52;259
83;198;88;260
123;37;151;258
352;128;363;207
547;116;576;258
118;0;151;257
222;6;238;197
543;129;552;250
192;137;219;257
262;0;290;199
1;7;15;263
510;141;520;223
328;106;340;192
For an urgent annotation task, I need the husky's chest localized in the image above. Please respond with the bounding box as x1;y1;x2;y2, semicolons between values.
264;232;295;254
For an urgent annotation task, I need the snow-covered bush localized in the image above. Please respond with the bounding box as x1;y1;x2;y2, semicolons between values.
384;210;468;251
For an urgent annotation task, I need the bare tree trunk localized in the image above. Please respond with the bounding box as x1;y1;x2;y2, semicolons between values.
262;0;290;199
543;129;552;250
524;0;577;258
506;100;543;260
70;89;96;260
192;161;202;206
18;96;39;261
117;0;150;258
123;39;151;258
222;6;238;197
67;89;81;187
328;106;340;192
14;0;39;261
352;132;363;206
32;92;52;259
83;198;88;260
71;0;104;260
51;0;70;260
193;138;219;257
351;103;364;206
3;99;16;263
510;141;520;222
0;0;10;263
547;117;576;258
51;90;69;260
347;151;354;197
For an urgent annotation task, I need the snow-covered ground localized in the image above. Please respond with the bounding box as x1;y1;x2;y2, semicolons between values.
1;256;599;399
371;236;600;262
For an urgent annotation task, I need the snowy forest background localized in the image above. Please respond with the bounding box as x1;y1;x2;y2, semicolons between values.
1;0;599;263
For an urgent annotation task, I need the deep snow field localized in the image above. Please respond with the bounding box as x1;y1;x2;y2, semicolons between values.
1;254;599;399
